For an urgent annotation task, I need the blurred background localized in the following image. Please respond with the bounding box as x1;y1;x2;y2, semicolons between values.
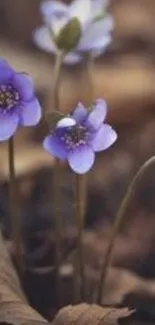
1;0;155;317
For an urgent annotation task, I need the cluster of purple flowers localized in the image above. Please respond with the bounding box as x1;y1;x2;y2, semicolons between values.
0;59;117;174
0;1;117;174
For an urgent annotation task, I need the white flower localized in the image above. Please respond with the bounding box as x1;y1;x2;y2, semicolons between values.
33;0;114;65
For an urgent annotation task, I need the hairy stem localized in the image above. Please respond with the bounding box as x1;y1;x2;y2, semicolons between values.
8;137;22;270
97;156;155;304
52;51;64;306
53;51;64;112
85;54;94;104
73;54;93;301
53;158;62;306
75;174;86;301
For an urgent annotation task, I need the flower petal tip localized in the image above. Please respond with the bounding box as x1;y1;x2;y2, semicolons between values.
57;117;76;128
21;98;42;126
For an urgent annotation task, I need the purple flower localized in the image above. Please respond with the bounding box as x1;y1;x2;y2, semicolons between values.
0;59;41;141
33;0;113;65
43;100;117;174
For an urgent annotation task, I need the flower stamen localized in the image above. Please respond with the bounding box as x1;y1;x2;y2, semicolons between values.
61;125;89;149
0;84;20;112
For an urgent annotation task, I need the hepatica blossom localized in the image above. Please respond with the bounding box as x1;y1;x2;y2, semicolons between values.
43;100;117;174
33;0;113;64
0;59;41;141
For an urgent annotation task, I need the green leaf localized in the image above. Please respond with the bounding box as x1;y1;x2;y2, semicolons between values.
45;111;65;128
56;18;81;52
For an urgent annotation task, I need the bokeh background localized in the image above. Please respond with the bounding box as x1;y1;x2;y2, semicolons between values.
1;0;155;316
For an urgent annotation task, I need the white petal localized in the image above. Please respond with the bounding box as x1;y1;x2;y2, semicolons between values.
77;15;114;51
91;0;109;19
57;117;76;128
40;1;68;19
69;0;92;28
63;52;82;65
90;35;111;57
40;1;70;37
33;26;57;53
33;28;82;64
92;35;111;50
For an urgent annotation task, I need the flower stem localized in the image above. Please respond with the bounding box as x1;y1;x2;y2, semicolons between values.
85;54;94;104
73;54;93;301
53;51;64;112
8;136;22;270
52;51;64;307
53;158;62;306
97;156;155;304
75;174;86;301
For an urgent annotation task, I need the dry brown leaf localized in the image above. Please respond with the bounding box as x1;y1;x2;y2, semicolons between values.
77;265;155;314
52;303;133;325
0;231;48;325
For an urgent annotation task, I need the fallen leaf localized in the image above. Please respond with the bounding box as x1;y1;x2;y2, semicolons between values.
0;231;48;325
52;303;133;325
